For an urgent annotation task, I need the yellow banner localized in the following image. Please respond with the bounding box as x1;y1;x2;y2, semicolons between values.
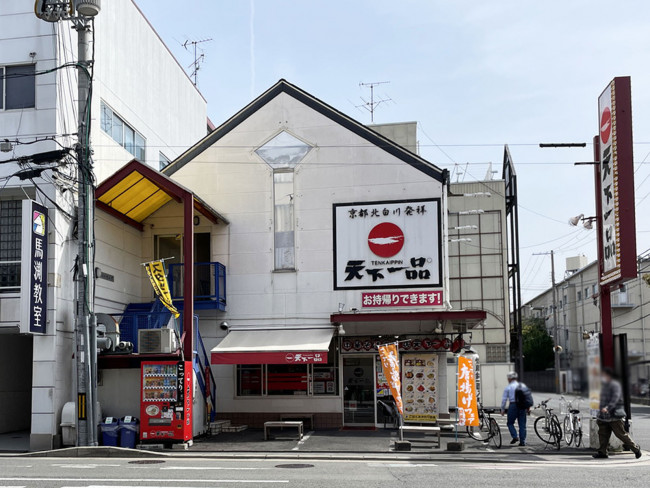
378;343;403;416
144;260;180;318
457;356;479;426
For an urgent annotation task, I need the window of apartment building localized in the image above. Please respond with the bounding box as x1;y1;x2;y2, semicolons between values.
485;344;508;363
1;64;36;110
577;290;582;301
585;287;590;299
100;101;145;161
593;284;598;296
159;152;171;170
255;131;312;271
0;200;22;292
236;343;339;397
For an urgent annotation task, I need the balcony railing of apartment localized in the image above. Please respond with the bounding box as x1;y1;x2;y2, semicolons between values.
167;261;226;311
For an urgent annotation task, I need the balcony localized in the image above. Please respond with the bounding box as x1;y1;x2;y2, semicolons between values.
168;261;227;311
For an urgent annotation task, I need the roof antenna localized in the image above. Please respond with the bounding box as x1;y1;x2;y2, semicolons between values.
182;38;213;85
357;81;392;123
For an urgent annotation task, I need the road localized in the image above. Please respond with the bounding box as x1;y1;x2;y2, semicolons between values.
0;455;648;488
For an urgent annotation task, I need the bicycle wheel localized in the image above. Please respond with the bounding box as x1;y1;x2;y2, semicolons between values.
534;416;556;445
563;415;574;446
488;417;502;449
550;416;562;450
466;413;487;441
573;417;583;448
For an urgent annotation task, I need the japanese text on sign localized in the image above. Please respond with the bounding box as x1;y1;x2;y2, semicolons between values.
457;356;479;427
144;260;180;318
377;343;404;416
362;290;443;308
285;352;325;363
21;201;48;334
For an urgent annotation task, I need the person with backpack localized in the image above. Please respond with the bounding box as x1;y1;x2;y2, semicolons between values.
500;371;532;446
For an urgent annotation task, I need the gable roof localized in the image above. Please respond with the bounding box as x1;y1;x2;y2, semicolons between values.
162;79;447;183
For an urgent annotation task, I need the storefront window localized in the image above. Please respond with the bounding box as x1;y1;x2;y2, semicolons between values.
267;364;308;396
237;365;263;396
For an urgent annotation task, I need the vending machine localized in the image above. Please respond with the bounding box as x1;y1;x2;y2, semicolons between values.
140;361;193;443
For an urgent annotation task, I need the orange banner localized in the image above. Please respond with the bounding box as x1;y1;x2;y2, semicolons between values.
457;356;479;427
378;343;404;416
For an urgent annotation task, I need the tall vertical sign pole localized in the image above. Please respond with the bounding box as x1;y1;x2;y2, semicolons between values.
74;17;97;447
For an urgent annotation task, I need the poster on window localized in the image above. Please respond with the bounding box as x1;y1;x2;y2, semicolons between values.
333;199;442;290
20;200;48;334
401;353;438;422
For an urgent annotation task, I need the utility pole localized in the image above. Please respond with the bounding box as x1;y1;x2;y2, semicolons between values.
35;0;101;447
534;250;561;393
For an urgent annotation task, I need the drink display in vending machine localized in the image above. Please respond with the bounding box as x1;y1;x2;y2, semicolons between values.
140;361;192;443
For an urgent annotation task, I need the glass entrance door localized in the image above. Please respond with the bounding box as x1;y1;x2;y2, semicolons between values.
343;356;375;425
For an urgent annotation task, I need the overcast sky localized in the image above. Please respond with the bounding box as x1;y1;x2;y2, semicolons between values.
136;0;650;301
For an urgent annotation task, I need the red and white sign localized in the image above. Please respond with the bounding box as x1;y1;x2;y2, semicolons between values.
333;199;442;290
597;77;637;285
211;351;327;364
362;290;443;308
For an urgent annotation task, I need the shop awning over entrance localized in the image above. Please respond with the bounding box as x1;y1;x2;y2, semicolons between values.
211;327;335;365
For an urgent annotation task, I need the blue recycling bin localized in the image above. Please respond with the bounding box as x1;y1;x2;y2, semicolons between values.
100;417;120;446
119;417;140;449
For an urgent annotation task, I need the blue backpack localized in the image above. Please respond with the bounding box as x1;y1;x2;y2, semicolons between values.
515;383;534;409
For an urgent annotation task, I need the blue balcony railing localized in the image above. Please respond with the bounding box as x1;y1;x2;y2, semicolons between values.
167;261;226;311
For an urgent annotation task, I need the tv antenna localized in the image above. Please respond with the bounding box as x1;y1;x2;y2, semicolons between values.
183;38;213;85
357;81;392;122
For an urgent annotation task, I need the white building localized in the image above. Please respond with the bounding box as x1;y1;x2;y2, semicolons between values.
0;0;208;450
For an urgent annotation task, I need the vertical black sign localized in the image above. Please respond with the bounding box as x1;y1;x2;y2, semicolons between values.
27;202;48;334
176;361;185;408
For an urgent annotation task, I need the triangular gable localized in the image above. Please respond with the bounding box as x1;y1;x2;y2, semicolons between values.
162;79;447;183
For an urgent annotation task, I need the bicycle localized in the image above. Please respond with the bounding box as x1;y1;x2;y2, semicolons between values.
560;396;583;447
466;402;502;449
533;398;562;450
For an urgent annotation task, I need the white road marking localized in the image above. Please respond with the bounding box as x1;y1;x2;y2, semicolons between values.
367;463;438;468
52;464;122;469
291;430;314;451
0;478;288;484
161;467;271;471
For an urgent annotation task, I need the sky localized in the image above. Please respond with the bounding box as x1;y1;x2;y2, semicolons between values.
136;0;650;302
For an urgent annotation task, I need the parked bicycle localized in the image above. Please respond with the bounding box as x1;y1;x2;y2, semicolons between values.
466;402;502;449
560;396;583;447
533;398;562;449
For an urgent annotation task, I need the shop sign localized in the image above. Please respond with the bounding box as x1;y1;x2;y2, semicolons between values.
362;290;443;308
402;353;437;422
587;335;601;418
457;356;479;427
341;336;465;354
333;199;442;290
378;343;403;416
597;77;637;285
20;200;48;334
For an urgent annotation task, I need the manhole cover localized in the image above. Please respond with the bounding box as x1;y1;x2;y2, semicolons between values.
275;464;314;469
128;460;166;464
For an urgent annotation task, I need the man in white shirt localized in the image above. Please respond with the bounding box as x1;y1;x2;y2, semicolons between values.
501;371;527;446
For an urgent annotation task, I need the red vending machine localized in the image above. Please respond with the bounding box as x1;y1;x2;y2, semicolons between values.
140;361;193;443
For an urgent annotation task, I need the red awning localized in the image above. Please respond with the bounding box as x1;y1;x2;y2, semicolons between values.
330;310;487;327
211;327;334;365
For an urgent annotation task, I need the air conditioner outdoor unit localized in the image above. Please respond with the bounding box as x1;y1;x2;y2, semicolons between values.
138;328;175;354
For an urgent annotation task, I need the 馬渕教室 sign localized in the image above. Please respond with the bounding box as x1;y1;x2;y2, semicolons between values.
21;200;48;334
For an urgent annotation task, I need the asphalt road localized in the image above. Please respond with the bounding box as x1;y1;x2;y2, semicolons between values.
0;455;648;488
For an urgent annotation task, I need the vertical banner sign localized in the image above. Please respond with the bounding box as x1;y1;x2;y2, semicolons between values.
144;261;180;318
457;356;479;427
598;77;637;285
377;343;403;415
587;335;601;418
21;200;48;334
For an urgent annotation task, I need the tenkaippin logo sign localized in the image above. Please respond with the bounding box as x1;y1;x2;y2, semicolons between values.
333;198;442;290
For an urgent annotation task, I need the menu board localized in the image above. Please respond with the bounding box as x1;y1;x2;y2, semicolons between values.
142;363;178;402
402;353;438;422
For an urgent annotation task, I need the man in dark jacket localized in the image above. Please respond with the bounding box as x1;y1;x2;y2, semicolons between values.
593;368;642;459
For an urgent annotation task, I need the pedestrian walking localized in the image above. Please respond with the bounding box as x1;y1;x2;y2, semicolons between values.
500;371;529;446
593;367;642;459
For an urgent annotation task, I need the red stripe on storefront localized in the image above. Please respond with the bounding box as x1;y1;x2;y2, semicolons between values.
211;351;328;365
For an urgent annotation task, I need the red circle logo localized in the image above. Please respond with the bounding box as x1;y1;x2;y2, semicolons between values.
600;106;611;144
368;222;405;257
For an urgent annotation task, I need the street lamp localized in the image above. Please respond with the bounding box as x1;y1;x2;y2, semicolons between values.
569;213;597;230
